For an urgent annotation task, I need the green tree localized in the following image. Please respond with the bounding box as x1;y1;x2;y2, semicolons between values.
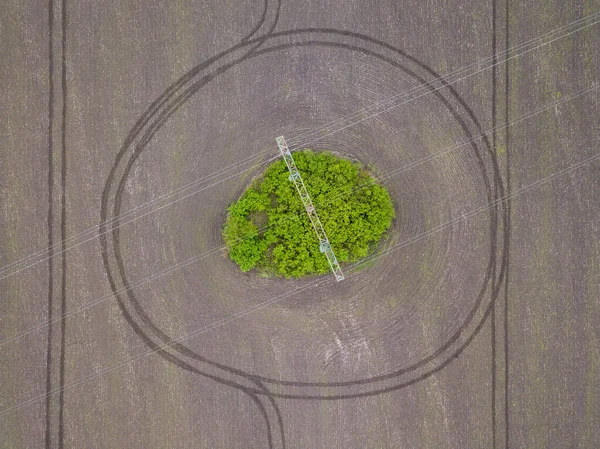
222;150;395;277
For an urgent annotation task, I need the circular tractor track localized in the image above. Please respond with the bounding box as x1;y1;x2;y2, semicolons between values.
100;28;508;401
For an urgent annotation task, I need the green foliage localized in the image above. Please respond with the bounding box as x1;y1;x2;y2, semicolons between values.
222;150;395;277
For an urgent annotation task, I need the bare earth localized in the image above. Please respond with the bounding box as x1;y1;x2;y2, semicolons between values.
1;0;599;448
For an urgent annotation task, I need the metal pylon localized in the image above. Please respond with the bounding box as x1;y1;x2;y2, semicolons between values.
275;136;345;282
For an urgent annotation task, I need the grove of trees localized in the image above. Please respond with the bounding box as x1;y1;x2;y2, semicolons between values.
222;150;395;278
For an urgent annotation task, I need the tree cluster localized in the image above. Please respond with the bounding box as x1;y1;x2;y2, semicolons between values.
222;150;395;278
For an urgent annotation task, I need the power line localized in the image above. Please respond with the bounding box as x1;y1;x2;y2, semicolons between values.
1;12;598;281
3;132;599;418
1;82;596;352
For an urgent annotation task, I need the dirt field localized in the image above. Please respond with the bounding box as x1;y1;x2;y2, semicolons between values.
1;0;599;448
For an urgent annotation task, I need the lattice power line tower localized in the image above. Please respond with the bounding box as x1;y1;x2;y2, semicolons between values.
276;136;345;282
